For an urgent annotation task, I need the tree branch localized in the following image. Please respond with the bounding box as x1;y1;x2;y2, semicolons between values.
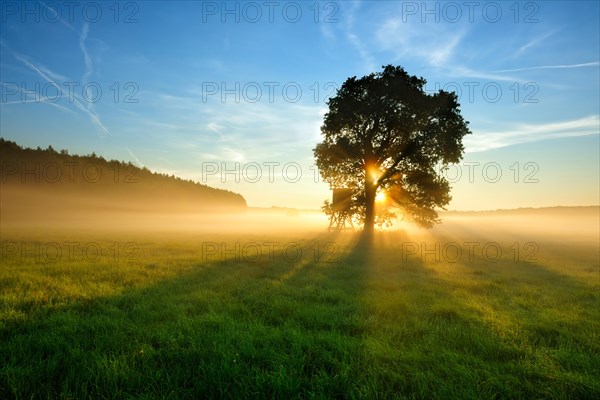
375;138;417;188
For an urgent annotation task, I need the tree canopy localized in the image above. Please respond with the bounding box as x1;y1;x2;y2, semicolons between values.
314;65;471;232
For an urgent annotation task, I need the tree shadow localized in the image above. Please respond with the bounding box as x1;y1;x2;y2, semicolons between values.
394;246;600;398
327;230;600;398
0;231;369;399
1;230;597;399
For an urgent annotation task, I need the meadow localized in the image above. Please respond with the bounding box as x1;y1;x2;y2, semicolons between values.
0;209;598;399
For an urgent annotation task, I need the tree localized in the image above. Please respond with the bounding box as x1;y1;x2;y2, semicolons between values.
314;65;471;233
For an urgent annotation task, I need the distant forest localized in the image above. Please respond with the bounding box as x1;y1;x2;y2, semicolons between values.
0;138;247;212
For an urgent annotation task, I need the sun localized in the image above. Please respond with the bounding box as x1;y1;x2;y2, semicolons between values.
375;190;387;203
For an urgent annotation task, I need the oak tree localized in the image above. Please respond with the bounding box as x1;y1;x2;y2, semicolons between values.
314;65;471;232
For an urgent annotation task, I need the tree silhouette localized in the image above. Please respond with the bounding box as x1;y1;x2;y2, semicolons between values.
314;65;471;233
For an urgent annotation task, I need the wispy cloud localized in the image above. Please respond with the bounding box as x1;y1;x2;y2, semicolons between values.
319;23;336;44
449;66;526;83
38;65;68;82
118;88;324;166
0;81;74;113
3;18;110;136
38;0;77;32
465;115;600;152
376;16;465;67
12;52;110;135
346;31;376;72
206;122;226;139
77;22;109;136
79;23;93;84
343;1;376;72
126;147;145;167
494;62;600;73
513;31;556;57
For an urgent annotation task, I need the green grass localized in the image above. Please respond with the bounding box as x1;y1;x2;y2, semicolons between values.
0;228;598;399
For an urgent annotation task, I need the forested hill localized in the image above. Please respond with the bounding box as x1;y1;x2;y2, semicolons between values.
0;138;247;213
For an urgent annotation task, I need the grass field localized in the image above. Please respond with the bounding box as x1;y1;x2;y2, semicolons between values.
1;209;599;399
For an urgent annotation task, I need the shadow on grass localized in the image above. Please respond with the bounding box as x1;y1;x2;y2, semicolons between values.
389;245;600;399
1;230;598;399
335;230;599;398
0;231;372;399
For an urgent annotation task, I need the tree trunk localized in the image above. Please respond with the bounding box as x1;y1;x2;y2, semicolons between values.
364;177;376;235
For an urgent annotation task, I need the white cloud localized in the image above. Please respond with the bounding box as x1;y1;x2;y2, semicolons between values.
12;52;109;135
4;18;110;136
38;65;68;82
513;31;556;57
79;23;93;84
38;0;77;32
341;1;376;72
126;147;145;168
449;66;527;83
376;17;465;67
78;22;109;136
206;122;226;139
0;81;74;113
120;89;324;167
346;31;376;72
494;62;600;73
465;115;600;152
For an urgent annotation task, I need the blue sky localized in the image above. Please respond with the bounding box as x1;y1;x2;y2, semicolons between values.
1;1;598;209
